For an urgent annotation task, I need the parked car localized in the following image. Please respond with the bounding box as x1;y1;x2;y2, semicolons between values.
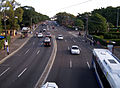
70;45;80;55
57;35;63;40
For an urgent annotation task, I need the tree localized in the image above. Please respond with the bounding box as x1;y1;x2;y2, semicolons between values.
0;16;2;32
21;6;49;27
55;12;75;27
88;13;107;33
75;19;84;29
92;6;120;27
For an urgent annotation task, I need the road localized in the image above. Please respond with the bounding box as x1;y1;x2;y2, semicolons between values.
0;25;53;88
0;22;99;88
46;25;98;88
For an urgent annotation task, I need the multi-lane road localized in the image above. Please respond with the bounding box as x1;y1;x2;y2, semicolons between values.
0;22;99;88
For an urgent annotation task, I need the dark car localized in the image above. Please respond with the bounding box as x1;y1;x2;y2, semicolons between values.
45;32;51;38
44;37;51;47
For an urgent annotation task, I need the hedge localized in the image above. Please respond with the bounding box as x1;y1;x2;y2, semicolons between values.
93;35;107;46
93;35;120;46
104;32;120;39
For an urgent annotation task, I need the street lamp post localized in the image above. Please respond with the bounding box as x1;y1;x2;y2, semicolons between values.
4;12;7;40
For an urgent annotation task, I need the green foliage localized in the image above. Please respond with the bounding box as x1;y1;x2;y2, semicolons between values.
92;6;120;27
104;32;120;39
93;35;107;46
55;12;75;27
88;13;107;33
74;19;84;28
0;16;2;31
21;6;49;27
15;7;24;23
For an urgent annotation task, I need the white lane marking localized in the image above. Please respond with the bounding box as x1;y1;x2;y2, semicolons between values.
0;67;10;77
33;42;35;45
24;49;30;55
18;68;27;78
68;46;70;50
41;42;43;45
70;59;72;68
37;50;40;54
87;62;90;69
73;40;76;42
65;40;67;42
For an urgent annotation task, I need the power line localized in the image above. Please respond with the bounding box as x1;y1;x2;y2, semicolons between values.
45;0;93;14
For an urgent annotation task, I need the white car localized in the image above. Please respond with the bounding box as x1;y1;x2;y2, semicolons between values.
70;45;80;55
43;29;46;32
38;33;43;38
41;82;58;88
57;35;63;40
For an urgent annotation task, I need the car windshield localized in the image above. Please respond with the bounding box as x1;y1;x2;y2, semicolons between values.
72;47;78;49
58;35;62;37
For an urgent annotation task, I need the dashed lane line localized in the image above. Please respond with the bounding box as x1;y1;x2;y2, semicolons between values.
0;67;10;77
70;59;72;68
24;49;30;55
87;61;90;69
37;50;40;55
18;68;27;78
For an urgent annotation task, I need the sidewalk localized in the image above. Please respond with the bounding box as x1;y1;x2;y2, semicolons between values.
0;33;32;62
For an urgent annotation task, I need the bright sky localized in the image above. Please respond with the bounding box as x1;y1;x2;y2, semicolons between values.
17;0;120;17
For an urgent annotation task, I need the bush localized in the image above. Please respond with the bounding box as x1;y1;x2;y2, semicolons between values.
104;33;120;39
93;35;107;46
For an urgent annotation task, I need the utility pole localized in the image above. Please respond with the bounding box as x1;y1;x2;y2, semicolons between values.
85;14;88;36
117;8;119;28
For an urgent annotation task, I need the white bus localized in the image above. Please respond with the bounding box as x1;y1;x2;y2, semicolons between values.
92;49;120;88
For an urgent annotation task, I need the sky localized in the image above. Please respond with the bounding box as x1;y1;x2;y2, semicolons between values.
17;0;120;17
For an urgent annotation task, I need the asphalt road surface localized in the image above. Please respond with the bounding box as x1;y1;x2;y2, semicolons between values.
46;25;99;88
0;25;53;88
0;22;99;88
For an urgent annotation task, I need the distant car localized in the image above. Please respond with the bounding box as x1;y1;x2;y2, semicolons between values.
45;32;51;38
43;29;46;32
38;33;43;38
57;35;63;40
44;37;51;46
70;45;80;55
41;82;58;88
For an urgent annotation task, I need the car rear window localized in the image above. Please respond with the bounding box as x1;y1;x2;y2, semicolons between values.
72;47;78;49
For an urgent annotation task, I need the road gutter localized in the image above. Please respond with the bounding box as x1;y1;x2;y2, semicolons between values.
34;35;57;88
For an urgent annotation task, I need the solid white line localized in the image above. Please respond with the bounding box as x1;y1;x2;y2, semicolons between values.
70;59;72;68
65;40;67;42
87;62;90;69
0;67;10;77
37;50;40;54
24;49;30;55
18;68;27;77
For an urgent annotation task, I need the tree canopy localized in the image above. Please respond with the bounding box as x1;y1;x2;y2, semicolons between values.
21;6;49;27
88;13;107;33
